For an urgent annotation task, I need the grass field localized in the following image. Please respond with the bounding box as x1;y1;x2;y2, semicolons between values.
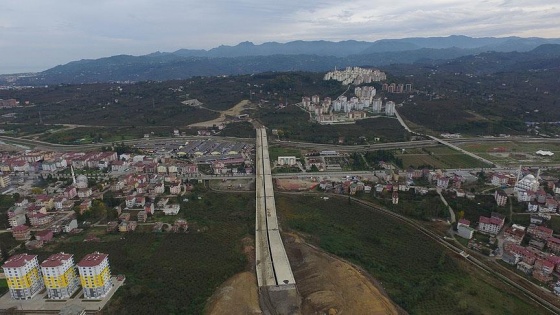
458;141;560;165
397;146;491;169
16;191;254;315
277;194;549;314
268;146;304;163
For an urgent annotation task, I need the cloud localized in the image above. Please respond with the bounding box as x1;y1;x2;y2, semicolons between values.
0;0;558;73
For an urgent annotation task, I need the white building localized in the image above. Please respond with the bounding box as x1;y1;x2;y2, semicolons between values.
162;204;180;215
385;101;396;116
77;252;112;299
278;156;297;166
41;253;80;300
2;254;44;300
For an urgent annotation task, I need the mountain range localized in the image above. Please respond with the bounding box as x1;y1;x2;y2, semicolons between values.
2;35;560;85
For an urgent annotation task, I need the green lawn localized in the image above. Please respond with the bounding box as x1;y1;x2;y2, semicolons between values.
16;191;254;315
276;194;549;314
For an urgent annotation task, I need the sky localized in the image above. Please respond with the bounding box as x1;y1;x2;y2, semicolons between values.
0;0;559;74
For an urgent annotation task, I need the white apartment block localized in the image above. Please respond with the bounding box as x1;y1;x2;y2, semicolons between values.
2;254;44;300
385;101;396;116
41;252;80;299
77;252;112;299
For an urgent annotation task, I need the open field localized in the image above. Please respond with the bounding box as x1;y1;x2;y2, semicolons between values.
396;146;491;169
9;191;255;314
284;233;402;315
276;193;551;314
458;141;560;165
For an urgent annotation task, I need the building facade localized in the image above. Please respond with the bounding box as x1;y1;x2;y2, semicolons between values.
2;254;44;300
40;252;80;299
77;252;112;299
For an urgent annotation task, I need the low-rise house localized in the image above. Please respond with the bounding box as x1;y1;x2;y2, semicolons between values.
528;201;539;212
135;196;146;208
118;221;137;232
518;190;536;202
8;214;26;227
533;269;553;283
548;237;560;254
79;199;92;214
540;197;558;213
28;213;54;227
162;204;180;215
527;225;554;240
153;182;165;194
530;215;545;225
504;226;525;245
12;225;31;240
137;211;147;223
502;250;521;265
457;219;475;240
535;259;555;275
63;186;77;199
54;197;67;210
35;229;53;242
494;189;508;206
169;183;182;195
77;188;92;198
62;219;78;233
35;195;54;210
144;202;154;215
492;173;513;186
118;213;131;222
436;175;450;189
157;198;169;208
111;160;128;172
478;212;505;235
517;261;534;274
125;195;136;208
106;221;119;233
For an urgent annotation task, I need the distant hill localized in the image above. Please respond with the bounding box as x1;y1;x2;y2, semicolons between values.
3;36;560;85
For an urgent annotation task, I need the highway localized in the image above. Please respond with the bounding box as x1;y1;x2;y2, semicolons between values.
255;127;296;287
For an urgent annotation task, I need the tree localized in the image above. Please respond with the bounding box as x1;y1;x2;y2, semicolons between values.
31;187;44;195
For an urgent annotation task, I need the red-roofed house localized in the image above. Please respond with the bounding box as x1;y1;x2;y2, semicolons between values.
12;225;31;241
547;237;560;254
35;229;54;242
504;227;525;245
527;225;554;240
494;189;508;206
478;212;505;235
28;213;53;227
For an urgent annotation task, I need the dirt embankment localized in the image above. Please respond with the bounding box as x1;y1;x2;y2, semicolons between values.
189;100;251;127
206;233;404;315
285;233;405;315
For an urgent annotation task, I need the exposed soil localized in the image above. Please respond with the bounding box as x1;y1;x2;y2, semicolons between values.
204;271;262;315
205;232;404;315
189;100;251;127
284;233;405;315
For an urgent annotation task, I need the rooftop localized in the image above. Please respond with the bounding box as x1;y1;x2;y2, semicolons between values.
2;253;37;268
41;252;73;268
77;252;108;267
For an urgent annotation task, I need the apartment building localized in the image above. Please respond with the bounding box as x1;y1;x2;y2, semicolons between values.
2;254;44;300
77;252;112;299
40;252;80;299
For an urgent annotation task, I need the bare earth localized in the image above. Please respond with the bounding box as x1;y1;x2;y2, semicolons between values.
205;271;262;315
189;100;251;127
285;233;404;315
205;232;404;315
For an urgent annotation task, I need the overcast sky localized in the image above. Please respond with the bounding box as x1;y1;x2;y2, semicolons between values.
1;0;559;74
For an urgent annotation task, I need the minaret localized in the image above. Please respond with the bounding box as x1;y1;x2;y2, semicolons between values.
536;168;541;181
71;166;76;185
515;165;522;183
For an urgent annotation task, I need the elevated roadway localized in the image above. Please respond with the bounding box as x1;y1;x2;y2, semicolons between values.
255;127;299;314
